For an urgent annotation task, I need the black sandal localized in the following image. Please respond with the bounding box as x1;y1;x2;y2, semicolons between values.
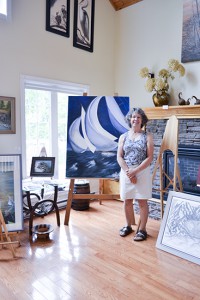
133;230;147;241
119;226;133;237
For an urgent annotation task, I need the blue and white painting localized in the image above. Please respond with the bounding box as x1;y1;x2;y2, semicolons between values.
66;96;129;178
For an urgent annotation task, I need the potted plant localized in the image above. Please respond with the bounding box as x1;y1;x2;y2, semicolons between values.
139;59;185;106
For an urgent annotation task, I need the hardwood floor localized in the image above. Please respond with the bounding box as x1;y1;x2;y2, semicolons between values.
1;200;200;300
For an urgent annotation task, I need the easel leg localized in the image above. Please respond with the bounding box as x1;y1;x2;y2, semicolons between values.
64;179;75;225
0;210;16;258
99;179;104;205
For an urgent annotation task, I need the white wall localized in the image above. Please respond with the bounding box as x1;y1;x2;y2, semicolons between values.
0;0;115;155
1;0;200;156
115;0;200;108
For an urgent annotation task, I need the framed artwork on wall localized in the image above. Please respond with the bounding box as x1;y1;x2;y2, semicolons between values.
0;154;23;232
181;0;200;62
0;96;16;134
30;157;55;177
66;96;129;178
156;191;200;266
73;0;95;52
46;0;70;38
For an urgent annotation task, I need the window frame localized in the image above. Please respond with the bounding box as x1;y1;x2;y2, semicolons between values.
20;75;89;179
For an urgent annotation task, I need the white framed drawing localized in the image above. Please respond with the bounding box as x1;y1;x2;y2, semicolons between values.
156;191;200;265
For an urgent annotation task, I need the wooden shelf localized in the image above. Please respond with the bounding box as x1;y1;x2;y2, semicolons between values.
143;105;200;119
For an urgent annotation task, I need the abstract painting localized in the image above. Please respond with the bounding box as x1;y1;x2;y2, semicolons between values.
66;96;129;178
0;155;23;232
156;191;200;266
181;0;200;62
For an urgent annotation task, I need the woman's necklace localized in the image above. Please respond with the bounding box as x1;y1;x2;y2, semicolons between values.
129;131;142;141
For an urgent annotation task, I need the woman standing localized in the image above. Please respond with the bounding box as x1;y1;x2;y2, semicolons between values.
117;108;154;241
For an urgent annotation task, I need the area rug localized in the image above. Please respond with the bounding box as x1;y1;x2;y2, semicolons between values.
134;200;164;220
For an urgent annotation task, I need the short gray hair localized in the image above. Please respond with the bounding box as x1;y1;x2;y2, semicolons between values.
125;107;149;128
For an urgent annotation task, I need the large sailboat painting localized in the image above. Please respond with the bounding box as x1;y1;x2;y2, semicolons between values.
66;96;129;178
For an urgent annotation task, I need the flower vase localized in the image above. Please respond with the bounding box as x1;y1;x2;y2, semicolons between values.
152;92;170;107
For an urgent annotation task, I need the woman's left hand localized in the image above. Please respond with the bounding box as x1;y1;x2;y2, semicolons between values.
126;168;137;181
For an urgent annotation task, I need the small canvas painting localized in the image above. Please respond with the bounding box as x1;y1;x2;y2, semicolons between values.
181;0;200;62
66;96;129;178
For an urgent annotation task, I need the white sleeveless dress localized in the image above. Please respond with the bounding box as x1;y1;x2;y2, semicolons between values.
119;131;152;200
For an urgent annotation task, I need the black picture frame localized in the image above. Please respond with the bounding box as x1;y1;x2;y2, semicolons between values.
73;0;95;52
30;157;55;177
46;0;70;38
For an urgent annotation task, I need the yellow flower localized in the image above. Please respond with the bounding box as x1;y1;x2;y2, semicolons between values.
139;59;185;94
178;65;185;76
158;69;170;78
145;78;155;92
156;78;167;91
139;67;149;78
168;59;180;72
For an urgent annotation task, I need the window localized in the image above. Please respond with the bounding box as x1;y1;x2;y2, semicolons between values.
0;0;11;21
21;75;89;179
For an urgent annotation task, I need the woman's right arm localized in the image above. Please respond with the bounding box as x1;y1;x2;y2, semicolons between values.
117;134;129;172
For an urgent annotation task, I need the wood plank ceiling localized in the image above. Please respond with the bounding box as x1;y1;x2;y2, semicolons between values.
109;0;143;11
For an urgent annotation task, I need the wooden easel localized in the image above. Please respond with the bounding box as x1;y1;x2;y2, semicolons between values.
64;178;121;225
0;210;20;258
152;115;183;217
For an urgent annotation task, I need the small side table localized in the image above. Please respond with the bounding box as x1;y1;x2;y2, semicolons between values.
23;185;60;235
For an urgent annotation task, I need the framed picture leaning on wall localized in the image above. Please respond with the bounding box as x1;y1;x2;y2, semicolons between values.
0;96;15;134
46;0;70;38
73;0;95;52
0;155;23;232
156;190;200;266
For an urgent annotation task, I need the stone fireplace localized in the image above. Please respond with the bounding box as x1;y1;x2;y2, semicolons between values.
163;145;200;199
144;105;200;200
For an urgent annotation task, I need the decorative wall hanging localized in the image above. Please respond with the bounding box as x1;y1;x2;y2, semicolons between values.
156;191;200;266
46;0;70;38
181;0;200;62
0;155;23;232
66;96;129;178
0;96;15;134
73;0;95;52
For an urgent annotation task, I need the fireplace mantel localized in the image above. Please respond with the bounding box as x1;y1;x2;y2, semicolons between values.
144;105;200;120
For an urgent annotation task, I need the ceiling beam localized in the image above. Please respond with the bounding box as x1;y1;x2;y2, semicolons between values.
109;0;143;11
